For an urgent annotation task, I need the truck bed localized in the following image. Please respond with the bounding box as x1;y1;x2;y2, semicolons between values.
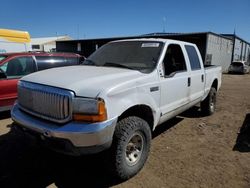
203;65;222;100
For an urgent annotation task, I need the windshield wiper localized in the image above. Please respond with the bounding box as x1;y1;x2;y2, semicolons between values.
103;62;134;70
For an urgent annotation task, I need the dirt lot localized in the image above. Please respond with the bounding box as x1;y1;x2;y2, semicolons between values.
0;74;250;188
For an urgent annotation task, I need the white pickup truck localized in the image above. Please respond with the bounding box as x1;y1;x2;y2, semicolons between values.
12;38;221;180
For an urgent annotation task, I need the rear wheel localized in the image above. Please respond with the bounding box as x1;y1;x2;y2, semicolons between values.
110;116;151;180
201;87;217;116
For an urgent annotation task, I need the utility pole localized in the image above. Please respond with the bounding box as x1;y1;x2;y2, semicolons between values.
77;24;79;39
163;17;166;33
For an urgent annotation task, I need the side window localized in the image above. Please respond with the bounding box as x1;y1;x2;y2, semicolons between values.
0;57;36;78
185;45;201;70
36;56;66;71
66;57;79;65
163;44;186;76
36;56;50;71
19;57;37;75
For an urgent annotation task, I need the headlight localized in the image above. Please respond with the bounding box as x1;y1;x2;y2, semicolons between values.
72;98;107;122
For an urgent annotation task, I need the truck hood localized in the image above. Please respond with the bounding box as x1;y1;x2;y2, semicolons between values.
21;65;144;98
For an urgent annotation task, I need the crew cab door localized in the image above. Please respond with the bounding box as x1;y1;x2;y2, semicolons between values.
159;43;190;117
0;56;36;110
184;45;205;102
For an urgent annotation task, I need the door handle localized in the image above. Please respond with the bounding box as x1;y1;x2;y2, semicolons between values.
188;77;191;87
201;74;204;82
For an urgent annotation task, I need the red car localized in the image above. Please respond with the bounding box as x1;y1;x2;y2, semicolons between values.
0;52;84;112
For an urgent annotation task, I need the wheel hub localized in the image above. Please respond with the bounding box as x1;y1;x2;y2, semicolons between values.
125;133;144;166
210;93;216;111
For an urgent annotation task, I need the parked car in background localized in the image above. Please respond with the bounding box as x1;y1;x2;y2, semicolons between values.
0;52;84;112
228;61;250;74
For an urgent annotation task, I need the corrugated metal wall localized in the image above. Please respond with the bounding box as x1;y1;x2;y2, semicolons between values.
206;34;233;72
233;38;250;63
56;32;250;71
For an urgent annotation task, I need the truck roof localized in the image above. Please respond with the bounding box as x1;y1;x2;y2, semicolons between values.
110;38;196;46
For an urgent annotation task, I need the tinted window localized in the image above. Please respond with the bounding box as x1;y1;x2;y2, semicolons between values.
163;44;186;76
0;56;36;78
36;56;66;70
66;57;79;65
185;45;201;70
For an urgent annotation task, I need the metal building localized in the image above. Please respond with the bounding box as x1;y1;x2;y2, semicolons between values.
223;34;250;64
56;32;234;72
31;35;72;52
205;34;233;71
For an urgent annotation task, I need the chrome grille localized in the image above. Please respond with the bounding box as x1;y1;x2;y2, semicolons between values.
18;81;74;123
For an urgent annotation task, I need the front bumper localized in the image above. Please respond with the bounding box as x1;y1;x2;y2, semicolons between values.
11;104;117;155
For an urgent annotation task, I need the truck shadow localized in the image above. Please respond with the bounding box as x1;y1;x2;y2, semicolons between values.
233;113;250;152
0;125;122;188
179;106;204;118
0;117;183;188
153;117;183;138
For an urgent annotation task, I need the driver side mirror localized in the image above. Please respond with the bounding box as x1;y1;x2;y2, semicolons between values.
0;68;7;79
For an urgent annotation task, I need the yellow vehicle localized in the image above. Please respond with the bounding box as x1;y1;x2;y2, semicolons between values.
0;29;31;53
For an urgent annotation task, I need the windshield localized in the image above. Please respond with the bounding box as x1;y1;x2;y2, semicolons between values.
231;62;243;67
0;55;7;62
83;41;163;73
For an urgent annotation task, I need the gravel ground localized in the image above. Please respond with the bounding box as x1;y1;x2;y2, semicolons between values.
0;74;249;188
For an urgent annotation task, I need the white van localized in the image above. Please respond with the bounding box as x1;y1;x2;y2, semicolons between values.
0;29;31;53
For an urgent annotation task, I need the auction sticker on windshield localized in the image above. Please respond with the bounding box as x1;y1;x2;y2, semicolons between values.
141;43;160;47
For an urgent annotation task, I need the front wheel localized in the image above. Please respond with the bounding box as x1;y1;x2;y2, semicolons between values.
201;87;217;116
111;116;151;180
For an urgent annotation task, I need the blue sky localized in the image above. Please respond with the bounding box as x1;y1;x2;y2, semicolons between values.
1;0;250;41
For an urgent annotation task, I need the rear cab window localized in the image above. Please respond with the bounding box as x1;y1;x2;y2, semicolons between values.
65;56;79;65
35;56;66;71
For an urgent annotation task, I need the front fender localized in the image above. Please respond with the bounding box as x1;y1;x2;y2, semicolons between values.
97;70;161;129
102;88;161;129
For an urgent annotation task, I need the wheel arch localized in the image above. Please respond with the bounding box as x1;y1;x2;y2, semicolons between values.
211;79;218;91
118;104;154;131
